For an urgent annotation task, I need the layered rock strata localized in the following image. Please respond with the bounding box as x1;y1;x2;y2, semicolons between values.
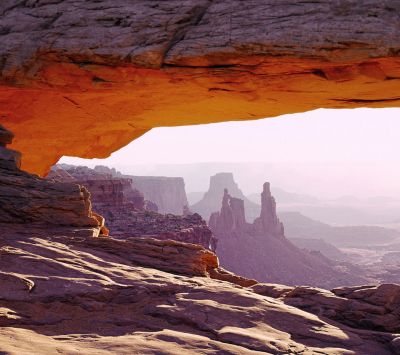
48;165;217;250
1;223;400;354
1;1;400;175
129;175;189;215
209;183;367;288
0;126;103;236
252;283;400;333
2;129;400;354
87;165;189;215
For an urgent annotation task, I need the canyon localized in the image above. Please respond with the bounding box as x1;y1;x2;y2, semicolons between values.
48;164;216;251
209;183;366;288
2;124;400;354
2;1;400;354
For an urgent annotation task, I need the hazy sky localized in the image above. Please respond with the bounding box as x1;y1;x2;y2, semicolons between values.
61;108;400;198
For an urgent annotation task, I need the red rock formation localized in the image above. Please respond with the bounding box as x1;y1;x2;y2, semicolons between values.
49;166;147;211
117;210;217;252
49;165;217;250
0;126;103;235
1;221;399;354
253;283;400;333
87;165;188;215
209;183;367;288
2;130;400;354
253;182;285;237
1;1;400;175
192;172;261;222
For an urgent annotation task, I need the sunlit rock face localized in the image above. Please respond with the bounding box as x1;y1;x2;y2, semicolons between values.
1;1;400;175
209;184;367;288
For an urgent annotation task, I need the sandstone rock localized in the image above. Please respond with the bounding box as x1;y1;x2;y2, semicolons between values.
143;199;159;213
48;164;217;250
89;165;188;215
114;211;218;251
209;182;367;288
0;143;399;354
0;127;101;232
129;175;189;215
192;172;261;222
253;182;284;237
0;124;14;147
1;2;399;175
0;225;398;355
252;282;400;333
49;165;147;210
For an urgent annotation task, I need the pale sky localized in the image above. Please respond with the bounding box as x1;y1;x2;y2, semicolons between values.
61;108;400;198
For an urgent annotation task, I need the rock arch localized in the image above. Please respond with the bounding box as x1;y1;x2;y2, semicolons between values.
1;0;399;175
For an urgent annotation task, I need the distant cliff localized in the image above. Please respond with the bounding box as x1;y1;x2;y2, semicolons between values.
48;165;215;250
191;172;260;222
91;166;189;215
209;183;366;288
129;176;189;215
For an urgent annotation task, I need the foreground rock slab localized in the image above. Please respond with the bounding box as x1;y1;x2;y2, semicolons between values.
252;283;400;334
1;227;399;355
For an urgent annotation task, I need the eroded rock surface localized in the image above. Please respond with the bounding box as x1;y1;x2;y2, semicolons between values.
129;175;189;215
48;164;217;250
253;283;400;334
2;127;400;354
0;126;102;234
192;172;261;222
1;1;400;174
85;165;189;215
209;184;367;288
1;226;399;355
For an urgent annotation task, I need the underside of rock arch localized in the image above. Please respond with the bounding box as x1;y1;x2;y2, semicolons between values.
1;0;400;175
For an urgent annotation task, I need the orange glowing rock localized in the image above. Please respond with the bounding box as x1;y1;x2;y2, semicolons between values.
0;1;399;175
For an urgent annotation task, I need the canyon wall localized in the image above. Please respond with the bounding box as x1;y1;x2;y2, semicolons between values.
129;176;189;215
49;165;216;250
85;165;188;215
2;132;400;354
0;1;399;174
191;172;261;222
209;183;366;288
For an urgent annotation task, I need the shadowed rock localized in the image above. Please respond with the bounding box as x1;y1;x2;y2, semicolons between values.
0;126;102;234
252;283;400;333
209;183;367;288
48;164;217;250
192;172;261;222
1;127;400;354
